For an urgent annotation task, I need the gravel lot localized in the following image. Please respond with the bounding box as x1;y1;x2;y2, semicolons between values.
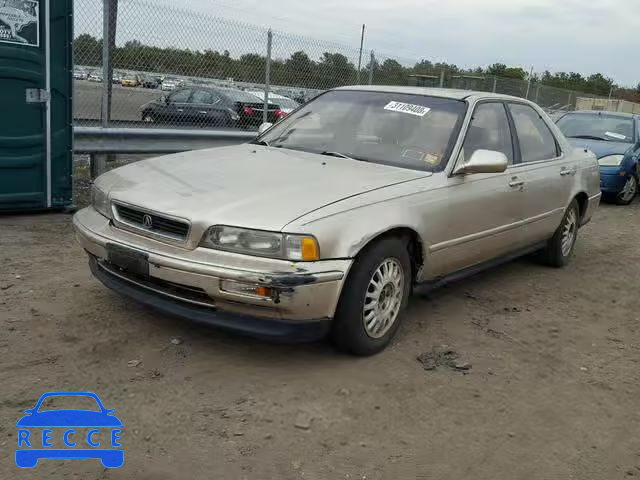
1;199;639;479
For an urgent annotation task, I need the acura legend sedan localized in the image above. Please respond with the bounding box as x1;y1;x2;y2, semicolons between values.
73;86;601;355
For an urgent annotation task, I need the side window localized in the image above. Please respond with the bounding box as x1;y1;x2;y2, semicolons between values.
508;103;558;162
461;103;514;164
190;90;214;104
168;89;192;104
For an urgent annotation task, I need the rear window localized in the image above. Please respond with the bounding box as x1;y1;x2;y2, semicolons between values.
221;89;263;103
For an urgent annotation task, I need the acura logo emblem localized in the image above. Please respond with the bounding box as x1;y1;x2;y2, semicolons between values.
142;214;153;229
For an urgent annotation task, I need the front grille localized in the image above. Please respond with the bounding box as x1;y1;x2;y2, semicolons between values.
113;204;190;242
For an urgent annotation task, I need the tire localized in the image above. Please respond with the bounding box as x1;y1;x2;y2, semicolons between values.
615;175;637;205
540;200;580;268
142;112;155;123
331;236;412;356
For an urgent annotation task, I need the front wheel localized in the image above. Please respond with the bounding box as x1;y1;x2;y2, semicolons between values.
615;175;637;205
331;237;412;356
142;112;156;123
540;200;580;268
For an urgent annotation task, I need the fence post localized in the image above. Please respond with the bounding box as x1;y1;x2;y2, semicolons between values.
492;76;497;93
263;29;272;125
439;69;445;88
567;91;573;110
95;0;118;178
100;0;117;127
368;50;374;85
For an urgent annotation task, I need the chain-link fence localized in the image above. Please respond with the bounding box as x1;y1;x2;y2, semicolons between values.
74;0;614;130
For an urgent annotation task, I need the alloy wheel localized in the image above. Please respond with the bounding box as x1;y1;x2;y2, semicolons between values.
362;258;405;338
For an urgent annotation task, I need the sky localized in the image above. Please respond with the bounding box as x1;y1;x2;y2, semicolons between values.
76;0;639;87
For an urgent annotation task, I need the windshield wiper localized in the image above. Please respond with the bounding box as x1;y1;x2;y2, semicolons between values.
320;151;368;162
250;139;270;146
567;135;607;141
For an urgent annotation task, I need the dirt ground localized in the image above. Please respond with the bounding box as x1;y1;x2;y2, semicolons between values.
1;200;639;480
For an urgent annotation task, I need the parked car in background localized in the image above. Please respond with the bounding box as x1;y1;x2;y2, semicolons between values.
142;76;161;89
245;90;300;118
161;78;179;91
88;72;103;83
140;86;281;128
556;111;639;204
73;69;88;80
76;87;600;355
121;75;141;87
112;72;123;84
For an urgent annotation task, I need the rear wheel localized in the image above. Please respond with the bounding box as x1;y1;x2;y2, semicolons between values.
331;237;412;356
615;175;637;205
540;200;580;268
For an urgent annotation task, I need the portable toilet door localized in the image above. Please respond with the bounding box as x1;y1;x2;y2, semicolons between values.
0;0;73;212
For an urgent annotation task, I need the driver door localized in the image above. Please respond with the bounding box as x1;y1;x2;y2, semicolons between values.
161;88;193;124
427;101;526;277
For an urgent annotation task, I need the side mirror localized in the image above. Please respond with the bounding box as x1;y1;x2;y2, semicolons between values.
23;409;34;414
258;122;273;135
453;149;508;175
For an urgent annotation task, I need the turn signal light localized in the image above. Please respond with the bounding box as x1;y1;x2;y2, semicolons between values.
220;279;273;299
301;237;319;261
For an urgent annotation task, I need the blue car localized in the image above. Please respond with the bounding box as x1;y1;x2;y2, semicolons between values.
556;111;640;205
15;391;123;468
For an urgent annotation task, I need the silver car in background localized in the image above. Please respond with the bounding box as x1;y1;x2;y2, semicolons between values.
73;86;601;355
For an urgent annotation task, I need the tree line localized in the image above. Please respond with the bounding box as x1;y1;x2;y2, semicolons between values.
74;34;639;102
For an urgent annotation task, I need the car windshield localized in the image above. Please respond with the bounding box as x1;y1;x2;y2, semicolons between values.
557;113;635;142
259;90;467;171
124;75;137;81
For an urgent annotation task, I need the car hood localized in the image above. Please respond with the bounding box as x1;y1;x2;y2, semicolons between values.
567;138;632;158
97;145;429;232
16;410;123;427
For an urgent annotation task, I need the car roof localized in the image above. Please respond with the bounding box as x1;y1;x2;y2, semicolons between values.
334;85;529;102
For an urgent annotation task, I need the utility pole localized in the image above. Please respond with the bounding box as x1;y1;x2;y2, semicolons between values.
356;24;365;84
525;66;534;99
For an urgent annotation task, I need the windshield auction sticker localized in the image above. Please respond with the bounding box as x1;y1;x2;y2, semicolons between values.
0;0;39;47
384;101;431;117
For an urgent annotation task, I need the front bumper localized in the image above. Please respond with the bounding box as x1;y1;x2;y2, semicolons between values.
73;207;352;340
599;166;627;193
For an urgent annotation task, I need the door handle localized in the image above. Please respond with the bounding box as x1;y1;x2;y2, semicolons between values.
177;109;184;113
199;111;207;114
560;167;577;176
509;178;525;188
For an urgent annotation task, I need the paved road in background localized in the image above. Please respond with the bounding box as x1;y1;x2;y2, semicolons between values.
74;80;163;122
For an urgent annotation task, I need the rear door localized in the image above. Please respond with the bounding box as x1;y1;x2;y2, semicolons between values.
506;102;573;244
0;0;72;211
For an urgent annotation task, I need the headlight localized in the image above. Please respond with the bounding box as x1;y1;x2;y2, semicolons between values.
598;154;624;166
91;184;110;218
200;226;320;261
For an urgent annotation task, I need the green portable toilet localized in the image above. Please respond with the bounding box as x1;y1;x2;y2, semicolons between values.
0;0;73;212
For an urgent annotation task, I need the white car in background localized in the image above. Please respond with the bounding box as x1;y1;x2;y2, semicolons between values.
161;78;179;91
246;90;301;116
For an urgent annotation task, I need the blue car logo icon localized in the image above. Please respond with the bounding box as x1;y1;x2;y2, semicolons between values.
15;391;123;468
